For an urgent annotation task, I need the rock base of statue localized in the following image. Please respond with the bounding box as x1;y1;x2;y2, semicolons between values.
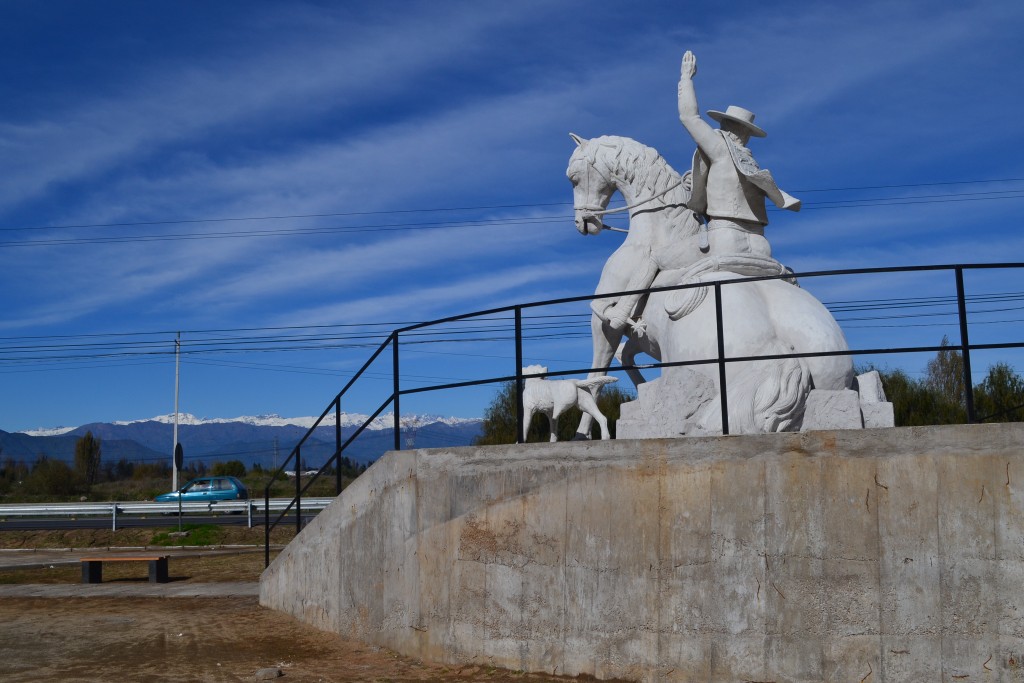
617;369;894;438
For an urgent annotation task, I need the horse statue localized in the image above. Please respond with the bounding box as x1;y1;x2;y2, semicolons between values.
567;134;854;436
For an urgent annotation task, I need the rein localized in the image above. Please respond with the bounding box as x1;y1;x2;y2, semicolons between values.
576;177;683;234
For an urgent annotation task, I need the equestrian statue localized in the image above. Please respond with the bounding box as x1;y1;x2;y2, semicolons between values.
567;50;861;438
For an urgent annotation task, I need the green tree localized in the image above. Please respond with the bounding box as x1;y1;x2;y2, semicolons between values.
211;459;247;478
0;457;29;495
24;456;79;496
869;345;1024;426
975;362;1024;422
874;368;965;426
475;380;634;445
74;431;102;488
924;335;966;409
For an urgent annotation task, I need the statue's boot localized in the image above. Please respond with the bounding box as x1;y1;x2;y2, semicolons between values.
592;259;659;331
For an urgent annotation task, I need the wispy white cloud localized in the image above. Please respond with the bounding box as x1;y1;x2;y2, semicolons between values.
0;1;559;216
278;260;599;326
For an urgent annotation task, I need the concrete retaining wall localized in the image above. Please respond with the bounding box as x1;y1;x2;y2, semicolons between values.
260;424;1024;682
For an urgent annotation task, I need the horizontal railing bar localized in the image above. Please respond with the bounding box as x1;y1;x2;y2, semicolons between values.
968;341;1024;352
397;339;1024;400
399;375;517;396
394;263;1024;335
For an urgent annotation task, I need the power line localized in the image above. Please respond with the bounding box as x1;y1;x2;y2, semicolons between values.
3;177;1022;233
2;180;1024;248
0;202;572;233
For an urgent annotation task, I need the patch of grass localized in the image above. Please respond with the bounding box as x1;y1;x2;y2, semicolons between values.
150;523;223;546
0;525;297;550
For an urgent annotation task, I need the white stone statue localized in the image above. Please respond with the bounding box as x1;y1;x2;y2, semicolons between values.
567;133;865;436
521;365;618;442
563;50;893;437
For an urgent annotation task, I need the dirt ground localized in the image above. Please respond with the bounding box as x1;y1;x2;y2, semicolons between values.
0;597;595;683
0;528;607;682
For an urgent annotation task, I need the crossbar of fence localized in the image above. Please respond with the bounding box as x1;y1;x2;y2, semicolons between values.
262;262;1024;566
0;499;334;531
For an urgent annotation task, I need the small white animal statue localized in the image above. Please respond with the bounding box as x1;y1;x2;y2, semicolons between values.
521;365;618;442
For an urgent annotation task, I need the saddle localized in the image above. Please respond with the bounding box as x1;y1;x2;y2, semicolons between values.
663;254;797;321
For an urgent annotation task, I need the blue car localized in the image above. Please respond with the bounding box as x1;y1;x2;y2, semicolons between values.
155;476;249;502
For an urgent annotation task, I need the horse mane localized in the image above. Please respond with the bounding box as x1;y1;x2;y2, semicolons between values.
587;135;695;230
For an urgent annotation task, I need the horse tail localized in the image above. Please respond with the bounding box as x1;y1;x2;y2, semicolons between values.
751;356;811;432
727;344;811;433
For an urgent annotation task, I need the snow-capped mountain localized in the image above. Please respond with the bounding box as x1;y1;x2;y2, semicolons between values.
24;411;480;437
8;412;484;468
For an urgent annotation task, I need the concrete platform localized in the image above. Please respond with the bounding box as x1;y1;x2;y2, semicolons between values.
261;423;1024;682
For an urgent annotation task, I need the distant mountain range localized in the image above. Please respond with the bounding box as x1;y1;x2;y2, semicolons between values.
1;413;483;469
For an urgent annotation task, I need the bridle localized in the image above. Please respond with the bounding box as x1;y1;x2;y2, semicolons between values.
573;148;682;233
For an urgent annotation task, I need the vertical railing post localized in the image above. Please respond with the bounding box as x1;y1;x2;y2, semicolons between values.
264;487;270;567
111;503;117;532
955;267;976;423
295;446;302;534
393;333;401;451
515;306;525;444
714;282;730;435
335;397;342;495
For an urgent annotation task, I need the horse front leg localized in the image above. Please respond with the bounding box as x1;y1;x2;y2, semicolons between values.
574;313;620;439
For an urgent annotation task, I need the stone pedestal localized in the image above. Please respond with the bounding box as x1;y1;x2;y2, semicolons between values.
261;424;1024;683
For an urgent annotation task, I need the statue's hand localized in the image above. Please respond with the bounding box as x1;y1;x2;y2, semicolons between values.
680;50;697;80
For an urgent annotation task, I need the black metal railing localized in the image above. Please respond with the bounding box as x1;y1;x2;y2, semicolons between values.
264;262;1024;566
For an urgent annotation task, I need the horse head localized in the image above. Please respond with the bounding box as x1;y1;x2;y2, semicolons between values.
567;133;616;236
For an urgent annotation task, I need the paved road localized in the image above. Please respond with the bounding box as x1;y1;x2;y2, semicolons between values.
0;581;259;597
0;513;314;531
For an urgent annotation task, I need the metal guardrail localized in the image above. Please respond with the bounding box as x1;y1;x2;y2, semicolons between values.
0;498;335;531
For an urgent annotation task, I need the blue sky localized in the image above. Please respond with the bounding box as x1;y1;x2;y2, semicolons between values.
2;0;1023;432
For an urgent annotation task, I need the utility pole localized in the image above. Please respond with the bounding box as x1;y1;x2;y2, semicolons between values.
172;332;181;491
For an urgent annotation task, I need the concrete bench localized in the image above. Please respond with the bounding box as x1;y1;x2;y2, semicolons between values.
80;555;169;584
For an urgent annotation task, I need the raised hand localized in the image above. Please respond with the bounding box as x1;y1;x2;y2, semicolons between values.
680;50;697;80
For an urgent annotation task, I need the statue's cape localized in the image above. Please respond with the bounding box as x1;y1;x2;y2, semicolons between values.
688;131;800;216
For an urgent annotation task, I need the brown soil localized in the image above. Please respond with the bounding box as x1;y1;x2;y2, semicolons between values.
0;597;595;683
0;530;606;682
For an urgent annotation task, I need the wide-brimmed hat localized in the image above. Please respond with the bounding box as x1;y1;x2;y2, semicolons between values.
707;105;766;138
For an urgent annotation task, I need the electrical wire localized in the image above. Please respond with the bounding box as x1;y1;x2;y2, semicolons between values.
1;179;1023;248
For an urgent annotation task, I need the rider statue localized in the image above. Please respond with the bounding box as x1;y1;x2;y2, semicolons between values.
677;49;800;259
593;50;800;334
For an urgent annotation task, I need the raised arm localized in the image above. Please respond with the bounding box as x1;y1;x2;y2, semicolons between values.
678;51;726;157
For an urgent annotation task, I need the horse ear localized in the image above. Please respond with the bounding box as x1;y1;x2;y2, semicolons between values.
569;132;586;147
